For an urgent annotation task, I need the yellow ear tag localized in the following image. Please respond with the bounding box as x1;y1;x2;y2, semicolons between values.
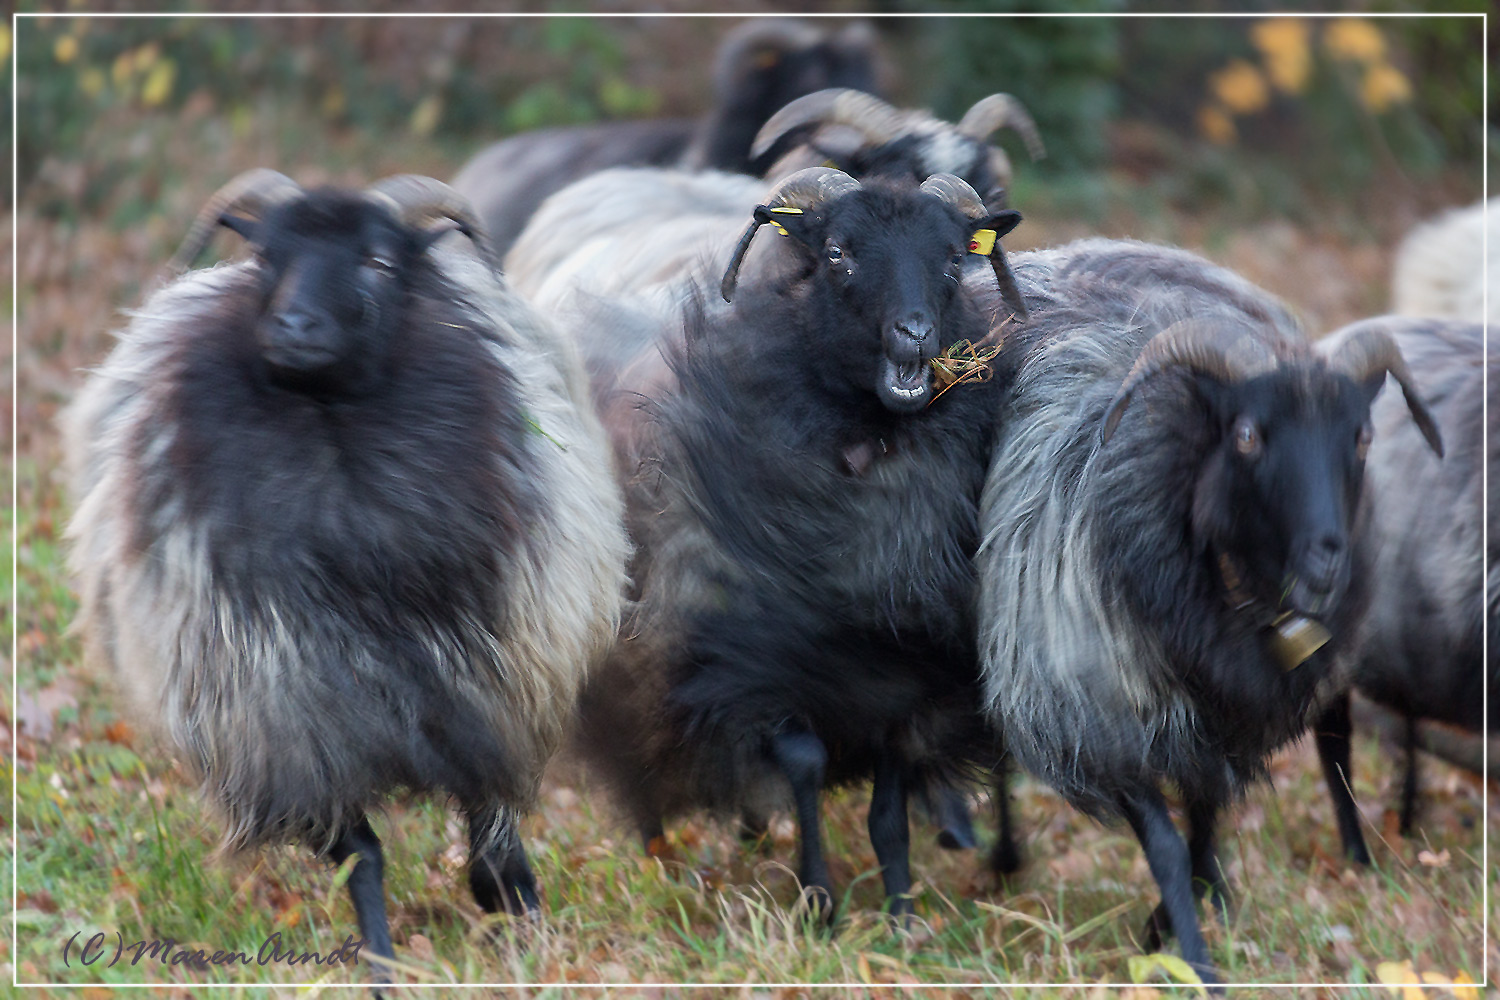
968;229;997;256
768;206;803;237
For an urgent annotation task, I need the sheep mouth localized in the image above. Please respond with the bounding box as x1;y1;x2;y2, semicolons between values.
877;356;932;413
264;343;340;373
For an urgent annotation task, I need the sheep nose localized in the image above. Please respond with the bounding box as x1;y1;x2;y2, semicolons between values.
894;314;934;346
273;310;327;348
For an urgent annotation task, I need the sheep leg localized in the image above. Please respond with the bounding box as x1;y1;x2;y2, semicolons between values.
1122;789;1220;989
868;750;914;918
1398;713;1420;837
1142;795;1230;950
327;816;394;982
468;807;541;917
987;761;1023;875
929;785;979;850
1313;693;1372;864
769;726;834;919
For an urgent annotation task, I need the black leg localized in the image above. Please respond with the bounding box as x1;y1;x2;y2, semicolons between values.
1142;794;1230;950
1314;693;1371;864
468;807;541;917
868;750;913;918
639;816;667;856
327;815;394;983
769;726;833;918
987;761;1023;875
1399;713;1420;837
1186;796;1229;922
929;785;979;851
1121;789;1220;990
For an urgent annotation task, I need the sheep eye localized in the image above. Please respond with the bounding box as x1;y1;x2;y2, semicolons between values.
364;254;397;277
826;245;844;263
950;251;965;267
1356;422;1372;460
1233;418;1261;457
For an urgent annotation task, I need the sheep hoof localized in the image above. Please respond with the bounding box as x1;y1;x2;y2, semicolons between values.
1140;903;1172;952
797;886;836;930
987;837;1023;876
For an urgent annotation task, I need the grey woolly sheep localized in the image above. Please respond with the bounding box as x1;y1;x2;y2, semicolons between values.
976;239;1442;986
1312;318;1492;863
64;170;628;979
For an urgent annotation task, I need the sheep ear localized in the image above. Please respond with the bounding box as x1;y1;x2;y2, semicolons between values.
219;212;260;243
977;210;1023;241
753;205;819;248
970;210;1026;323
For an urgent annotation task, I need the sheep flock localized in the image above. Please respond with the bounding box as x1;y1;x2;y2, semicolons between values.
43;17;1490;995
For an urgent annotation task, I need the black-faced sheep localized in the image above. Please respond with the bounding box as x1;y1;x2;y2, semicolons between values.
64;171;628;977
503;89;1041;311
452;19;882;262
975;240;1442;985
575;169;1024;916
1311;318;1492;863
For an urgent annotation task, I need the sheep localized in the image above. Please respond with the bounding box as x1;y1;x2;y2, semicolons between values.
1391;198;1497;324
751;87;1045;209
974;239;1443;986
452;19;882;261
63;170;629;978
1311;318;1491;864
572;167;1026;918
503;89;1042;311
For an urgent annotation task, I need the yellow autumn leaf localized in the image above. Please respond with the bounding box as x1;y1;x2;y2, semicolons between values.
856;951;874;984
141;58;175;108
1361;63;1411;113
1209;59;1270;115
410;94;443;137
1251;18;1311;95
80;67;105;98
1197;104;1237;146
0;24;10;64
1376;959;1422;999
54;34;78;64
133;41;160;72
1128;953;1207;994
1325;18;1386;63
1451;970;1480;1000
111;51;134;87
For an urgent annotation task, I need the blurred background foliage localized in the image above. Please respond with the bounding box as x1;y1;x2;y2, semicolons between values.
15;12;1488;219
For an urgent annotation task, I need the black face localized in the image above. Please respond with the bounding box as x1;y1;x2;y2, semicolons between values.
221;191;441;394
1192;368;1383;618
762;187;1018;413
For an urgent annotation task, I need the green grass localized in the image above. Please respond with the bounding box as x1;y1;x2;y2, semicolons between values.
12;24;1492;993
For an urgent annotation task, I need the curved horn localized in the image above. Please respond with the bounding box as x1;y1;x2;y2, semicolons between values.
957;93;1046;162
366;174;497;271
1320;321;1444;457
919;172;988;220
170;168;302;272
750;88;907;162
921;172;1027;326
1100;320;1280;445
721;167;860;302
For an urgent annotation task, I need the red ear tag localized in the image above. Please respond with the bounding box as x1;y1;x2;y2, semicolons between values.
968;240;980;252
